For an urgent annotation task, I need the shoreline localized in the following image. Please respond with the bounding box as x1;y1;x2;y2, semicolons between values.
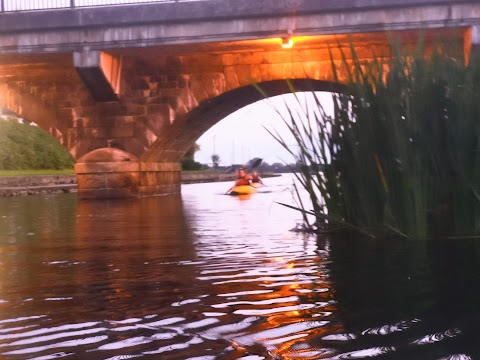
0;172;281;197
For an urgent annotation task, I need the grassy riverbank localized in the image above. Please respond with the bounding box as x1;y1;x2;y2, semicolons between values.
0;169;75;176
0;120;75;170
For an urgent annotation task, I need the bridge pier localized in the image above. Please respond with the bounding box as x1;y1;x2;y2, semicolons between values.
74;148;180;199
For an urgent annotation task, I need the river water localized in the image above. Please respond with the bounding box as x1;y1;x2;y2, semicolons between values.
0;174;480;359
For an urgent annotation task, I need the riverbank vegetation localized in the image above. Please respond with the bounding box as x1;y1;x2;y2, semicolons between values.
0;117;293;178
0;120;75;171
272;43;480;240
0;169;75;176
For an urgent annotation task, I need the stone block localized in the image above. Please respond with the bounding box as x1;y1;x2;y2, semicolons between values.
76;148;138;163
147;103;171;115
134;126;158;147
139;162;181;172
123;103;147;116
130;77;150;90
75;161;139;174
77;187;138;199
234;64;256;85
56;107;73;119
224;66;240;89
81;126;133;139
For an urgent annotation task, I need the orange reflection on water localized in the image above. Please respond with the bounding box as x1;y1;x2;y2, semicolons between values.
220;249;345;358
236;194;253;201
73;195;197;321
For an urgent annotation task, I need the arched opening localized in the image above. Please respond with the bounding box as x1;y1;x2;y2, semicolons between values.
141;79;345;163
195;90;335;170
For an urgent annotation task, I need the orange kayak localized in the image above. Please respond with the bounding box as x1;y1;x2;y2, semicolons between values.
229;185;257;195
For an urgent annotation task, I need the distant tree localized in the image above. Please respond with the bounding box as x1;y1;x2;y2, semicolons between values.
211;154;220;169
181;143;202;171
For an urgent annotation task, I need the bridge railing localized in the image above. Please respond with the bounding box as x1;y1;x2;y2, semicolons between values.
0;0;176;12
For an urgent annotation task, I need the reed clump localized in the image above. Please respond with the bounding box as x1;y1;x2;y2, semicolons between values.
271;45;480;240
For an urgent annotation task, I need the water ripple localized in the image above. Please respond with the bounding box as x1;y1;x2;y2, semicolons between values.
0;321;100;341
362;319;420;336
437;355;472;360
2;335;108;355
212;295;299;308
2;180;477;359
412;328;461;345
314;346;396;359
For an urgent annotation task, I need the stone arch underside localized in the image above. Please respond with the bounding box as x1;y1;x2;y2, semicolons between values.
0;29;464;166
1;30;465;166
135;30;465;164
0;29;468;198
0;83;66;145
0;53;98;159
141;79;346;162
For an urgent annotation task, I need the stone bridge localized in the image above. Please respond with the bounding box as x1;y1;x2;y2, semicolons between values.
0;0;479;198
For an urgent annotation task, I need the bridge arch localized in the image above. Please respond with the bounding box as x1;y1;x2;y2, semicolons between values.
0;0;472;199
142;79;346;162
0;83;67;146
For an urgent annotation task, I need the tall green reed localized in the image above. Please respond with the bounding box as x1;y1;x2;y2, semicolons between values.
264;43;480;240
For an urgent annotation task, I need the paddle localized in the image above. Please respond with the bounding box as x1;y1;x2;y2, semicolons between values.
225;158;263;194
224;165;235;173
246;158;263;174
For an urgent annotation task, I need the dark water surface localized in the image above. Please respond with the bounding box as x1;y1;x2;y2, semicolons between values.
0;174;479;359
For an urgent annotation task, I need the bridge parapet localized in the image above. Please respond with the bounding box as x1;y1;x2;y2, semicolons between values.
1;0;479;53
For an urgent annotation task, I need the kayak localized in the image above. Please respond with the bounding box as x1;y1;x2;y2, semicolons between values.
251;182;263;188
229;185;257;195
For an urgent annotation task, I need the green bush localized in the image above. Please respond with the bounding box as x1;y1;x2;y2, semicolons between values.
181;157;203;171
181;143;203;171
0;120;75;170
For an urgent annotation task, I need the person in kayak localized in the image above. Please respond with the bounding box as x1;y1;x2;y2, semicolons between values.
226;167;252;194
234;168;252;186
251;171;264;185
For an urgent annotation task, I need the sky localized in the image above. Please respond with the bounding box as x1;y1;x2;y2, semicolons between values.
195;92;334;167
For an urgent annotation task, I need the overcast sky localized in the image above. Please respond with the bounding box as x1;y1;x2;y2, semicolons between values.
195;92;334;166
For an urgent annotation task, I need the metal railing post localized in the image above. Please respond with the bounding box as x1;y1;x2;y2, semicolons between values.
70;0;75;8
1;0;4;13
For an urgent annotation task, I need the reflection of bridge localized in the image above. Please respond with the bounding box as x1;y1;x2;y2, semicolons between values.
0;0;478;198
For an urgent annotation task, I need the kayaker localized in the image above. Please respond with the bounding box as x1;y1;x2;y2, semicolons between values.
226;168;252;194
251;171;264;185
234;168;252;186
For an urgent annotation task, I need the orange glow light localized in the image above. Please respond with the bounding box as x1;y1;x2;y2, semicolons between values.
281;37;293;49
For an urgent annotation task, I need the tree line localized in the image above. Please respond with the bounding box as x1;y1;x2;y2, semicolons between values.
182;146;297;173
